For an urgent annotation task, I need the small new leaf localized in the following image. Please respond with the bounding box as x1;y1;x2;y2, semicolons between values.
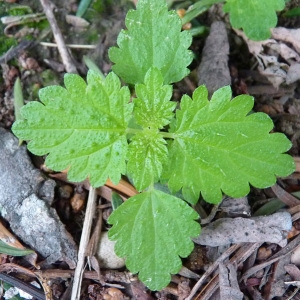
223;0;285;40
134;68;176;129
109;0;193;84
108;189;200;290
127;129;168;191
12;71;133;187
164;85;295;204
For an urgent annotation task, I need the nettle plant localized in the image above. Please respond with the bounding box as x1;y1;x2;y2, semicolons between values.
13;0;295;291
223;0;285;40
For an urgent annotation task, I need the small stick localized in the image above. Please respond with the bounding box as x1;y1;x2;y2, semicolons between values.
0;273;45;300
40;42;97;49
39;0;77;73
71;187;97;300
271;184;300;208
185;244;241;300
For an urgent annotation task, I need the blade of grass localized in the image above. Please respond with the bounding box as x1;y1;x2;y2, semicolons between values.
13;77;25;145
76;0;93;17
83;55;105;80
0;241;33;256
283;7;300;17
13;77;24;121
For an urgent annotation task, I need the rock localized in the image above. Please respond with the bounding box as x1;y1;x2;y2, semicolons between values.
0;128;77;268
96;231;125;269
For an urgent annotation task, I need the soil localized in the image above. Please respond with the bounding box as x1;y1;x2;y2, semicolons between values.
0;0;300;299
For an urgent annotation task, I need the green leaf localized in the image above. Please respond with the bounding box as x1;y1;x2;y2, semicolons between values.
127;129;168;191
111;192;124;211
12;71;133;187
164;85;295;204
223;0;285;40
108;189;200;290
284;7;300;17
134;68;176;129
109;0;193;84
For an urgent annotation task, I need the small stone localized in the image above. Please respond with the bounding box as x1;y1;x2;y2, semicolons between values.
96;231;125;269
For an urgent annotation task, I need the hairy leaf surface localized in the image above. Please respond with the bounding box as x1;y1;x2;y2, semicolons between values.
108;189;200;290
127;129;168;191
164;85;295;204
134;68;176;129
109;0;193;84
223;0;285;40
12;71;133;187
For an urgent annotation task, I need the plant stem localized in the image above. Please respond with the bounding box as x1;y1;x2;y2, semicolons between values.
182;0;224;25
159;131;176;139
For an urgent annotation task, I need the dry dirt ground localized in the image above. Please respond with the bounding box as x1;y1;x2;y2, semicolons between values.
0;0;300;299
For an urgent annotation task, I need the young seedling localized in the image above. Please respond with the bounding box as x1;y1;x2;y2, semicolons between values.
12;0;295;291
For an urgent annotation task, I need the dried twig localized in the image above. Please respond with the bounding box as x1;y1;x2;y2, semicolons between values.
272;184;300;208
40;42;97;49
71;187;97;300
39;0;77;73
241;235;300;283
192;243;261;300
185;244;241;300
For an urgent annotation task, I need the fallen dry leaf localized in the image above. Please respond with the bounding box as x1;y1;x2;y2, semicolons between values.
235;28;300;88
194;212;292;246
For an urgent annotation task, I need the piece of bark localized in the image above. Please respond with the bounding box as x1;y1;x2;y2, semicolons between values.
0;128;77;268
219;263;243;300
194;212;292;246
263;252;291;299
197;21;231;97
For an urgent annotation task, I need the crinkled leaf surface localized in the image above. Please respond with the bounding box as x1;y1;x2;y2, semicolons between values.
134;68;176;129
108;189;200;290
127;129;168;191
164;85;295;204
223;0;285;40
109;0;193;84
12;71;133;187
